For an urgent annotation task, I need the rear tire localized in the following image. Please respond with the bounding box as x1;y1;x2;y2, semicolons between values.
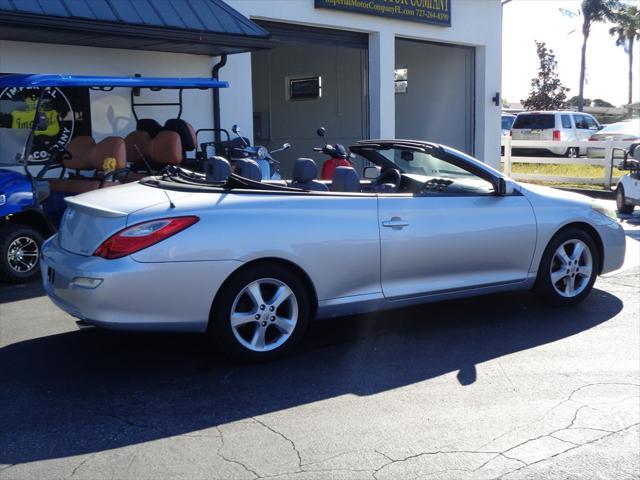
208;263;311;362
565;147;579;158
534;228;599;307
0;224;43;284
616;186;634;214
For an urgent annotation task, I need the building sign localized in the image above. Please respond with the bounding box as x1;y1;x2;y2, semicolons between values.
315;0;451;27
0;81;91;160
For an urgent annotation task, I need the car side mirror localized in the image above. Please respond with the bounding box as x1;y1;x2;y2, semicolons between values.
497;177;515;196
282;143;291;150
363;166;381;180
597;125;604;130
34;112;49;131
232;124;240;135
316;127;326;138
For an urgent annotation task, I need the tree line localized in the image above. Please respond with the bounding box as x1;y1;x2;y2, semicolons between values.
521;0;639;112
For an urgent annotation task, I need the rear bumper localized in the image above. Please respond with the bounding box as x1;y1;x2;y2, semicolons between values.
41;235;242;332
512;146;567;156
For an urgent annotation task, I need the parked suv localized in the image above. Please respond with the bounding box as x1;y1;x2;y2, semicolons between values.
511;111;602;157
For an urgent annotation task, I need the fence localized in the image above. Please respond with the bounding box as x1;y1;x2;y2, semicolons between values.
500;138;630;189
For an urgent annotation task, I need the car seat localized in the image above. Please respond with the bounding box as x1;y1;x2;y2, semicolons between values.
331;166;360;192
205;156;232;182
290;158;328;191
235;158;262;181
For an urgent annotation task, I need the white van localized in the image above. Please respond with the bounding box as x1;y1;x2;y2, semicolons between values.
511;111;602;157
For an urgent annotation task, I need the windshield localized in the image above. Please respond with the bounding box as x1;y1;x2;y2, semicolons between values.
377;148;476;179
0;99;31;165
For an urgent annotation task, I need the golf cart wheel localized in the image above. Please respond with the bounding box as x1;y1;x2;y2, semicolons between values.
534;227;599;307
616;186;634;214
565;147;579;158
209;262;311;362
0;224;43;284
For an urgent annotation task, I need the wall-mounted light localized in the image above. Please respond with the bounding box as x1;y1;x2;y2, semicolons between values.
492;92;500;106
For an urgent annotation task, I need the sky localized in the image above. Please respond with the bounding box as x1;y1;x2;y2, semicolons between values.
502;0;640;107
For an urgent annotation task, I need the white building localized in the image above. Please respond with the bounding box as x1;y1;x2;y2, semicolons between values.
0;0;503;174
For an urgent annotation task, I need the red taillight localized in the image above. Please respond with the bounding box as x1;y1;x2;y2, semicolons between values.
94;216;199;259
552;130;561;141
509;130;513;137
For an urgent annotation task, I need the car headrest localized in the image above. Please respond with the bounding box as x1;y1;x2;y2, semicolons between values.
331;166;360;192
235;158;262;181
136;119;162;138
205;156;231;182
164;119;196;151
65;136;97;170
292;158;318;183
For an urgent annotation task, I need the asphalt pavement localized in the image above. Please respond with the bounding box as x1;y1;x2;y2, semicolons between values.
0;207;639;480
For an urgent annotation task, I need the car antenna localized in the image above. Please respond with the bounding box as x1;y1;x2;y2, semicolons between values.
162;188;175;209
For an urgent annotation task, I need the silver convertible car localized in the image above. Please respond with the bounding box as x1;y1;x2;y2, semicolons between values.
41;140;626;361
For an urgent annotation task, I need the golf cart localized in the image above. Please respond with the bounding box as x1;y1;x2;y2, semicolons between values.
615;142;640;214
0;74;229;283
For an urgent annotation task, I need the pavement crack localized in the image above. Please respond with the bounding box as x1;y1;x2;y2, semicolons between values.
252;417;303;469
215;426;260;479
493;422;640;479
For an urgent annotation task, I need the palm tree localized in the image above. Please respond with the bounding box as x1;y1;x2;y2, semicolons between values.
609;4;640;105
577;0;619;111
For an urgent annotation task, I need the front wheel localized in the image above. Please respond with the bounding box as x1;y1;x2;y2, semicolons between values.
209;263;311;362
534;228;599;306
616;186;634;214
0;224;43;284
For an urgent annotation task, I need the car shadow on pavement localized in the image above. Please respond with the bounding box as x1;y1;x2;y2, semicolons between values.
0;281;45;303
0;288;623;465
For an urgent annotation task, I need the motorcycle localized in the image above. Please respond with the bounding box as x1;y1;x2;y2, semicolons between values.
229;124;289;181
314;127;353;180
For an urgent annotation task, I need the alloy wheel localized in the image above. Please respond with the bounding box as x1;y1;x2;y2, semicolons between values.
549;239;593;298
7;236;39;273
230;278;299;352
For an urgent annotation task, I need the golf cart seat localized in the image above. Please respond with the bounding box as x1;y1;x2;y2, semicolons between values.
163;119;197;156
136;118;163;138
124;130;183;181
47;136;126;194
290;158;328;191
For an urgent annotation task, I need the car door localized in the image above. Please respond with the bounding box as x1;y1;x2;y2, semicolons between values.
376;150;537;299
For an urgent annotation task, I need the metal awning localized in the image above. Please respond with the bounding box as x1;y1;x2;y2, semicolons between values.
0;74;229;89
0;0;275;56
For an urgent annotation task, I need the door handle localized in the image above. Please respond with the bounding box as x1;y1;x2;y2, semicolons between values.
382;217;409;229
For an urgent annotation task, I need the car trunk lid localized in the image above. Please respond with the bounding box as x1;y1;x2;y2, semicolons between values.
58;182;191;256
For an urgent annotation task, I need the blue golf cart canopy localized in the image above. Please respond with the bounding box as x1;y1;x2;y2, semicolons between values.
0;74;228;89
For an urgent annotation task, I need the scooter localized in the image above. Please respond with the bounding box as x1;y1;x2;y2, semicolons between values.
229;124;290;181
314;127;353;180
